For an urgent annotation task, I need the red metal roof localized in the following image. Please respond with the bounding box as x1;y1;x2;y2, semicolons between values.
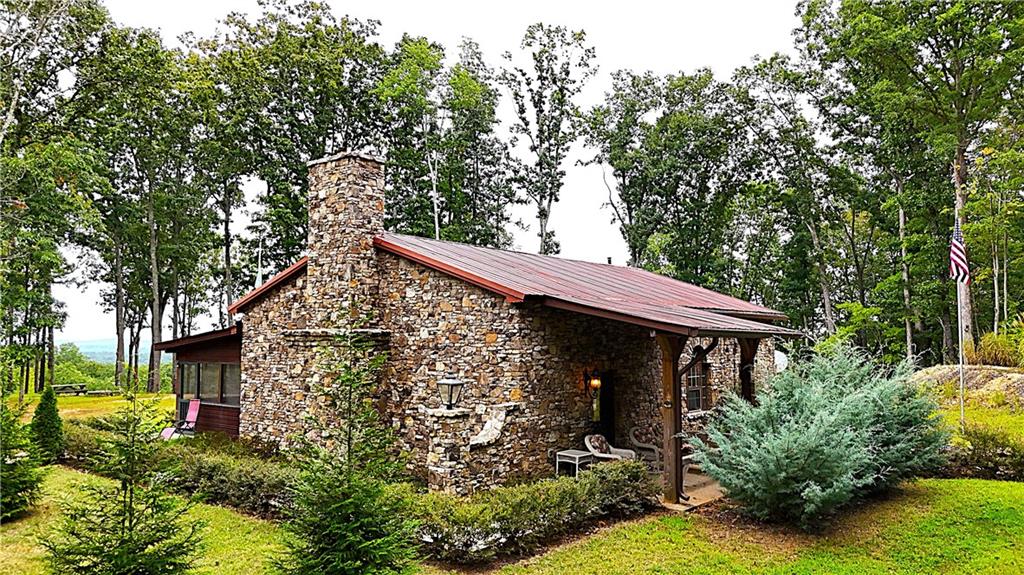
227;233;799;338
374;233;798;337
228;256;308;315
153;323;241;352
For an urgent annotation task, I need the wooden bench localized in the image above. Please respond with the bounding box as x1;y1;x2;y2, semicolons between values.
52;384;87;396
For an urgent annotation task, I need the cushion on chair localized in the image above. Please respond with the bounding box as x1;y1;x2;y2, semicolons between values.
587;434;611;454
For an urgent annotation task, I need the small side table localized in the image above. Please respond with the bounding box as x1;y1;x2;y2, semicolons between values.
555;449;593;478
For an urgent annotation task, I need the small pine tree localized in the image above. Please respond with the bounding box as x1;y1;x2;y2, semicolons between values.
42;383;203;573
275;307;417;575
0;398;45;521
31;384;64;464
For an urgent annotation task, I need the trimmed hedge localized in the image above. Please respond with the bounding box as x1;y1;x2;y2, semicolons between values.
407;459;658;563
64;420;658;562
63;421;296;517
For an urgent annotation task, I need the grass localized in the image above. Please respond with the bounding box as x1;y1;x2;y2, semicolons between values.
942;404;1024;440
421;478;1024;574
0;466;286;575
10;392;175;422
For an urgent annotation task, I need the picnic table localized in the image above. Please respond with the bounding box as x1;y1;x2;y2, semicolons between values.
52;383;87;396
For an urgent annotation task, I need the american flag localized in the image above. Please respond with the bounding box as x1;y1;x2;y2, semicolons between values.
950;219;970;284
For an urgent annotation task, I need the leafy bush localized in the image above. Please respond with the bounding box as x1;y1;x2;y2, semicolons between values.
156;439;297;517
1;400;44;521
694;345;949;529
43;388;203;572
411;460;657;563
63;422;296;518
947;425;1024;482
31;385;64;463
966;332;1022;367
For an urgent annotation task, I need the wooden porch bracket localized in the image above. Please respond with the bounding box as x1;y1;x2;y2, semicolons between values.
657;333;687;504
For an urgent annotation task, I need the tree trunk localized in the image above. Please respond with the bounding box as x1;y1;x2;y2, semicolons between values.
47;324;55;387
114;246;125;387
147;189;162;393
899;204;914;360
993;243;1000;335
806;220;836;334
36;328;45;393
940;307;955;364
1003;231;1009;324
223;185;233;326
953;144;974;346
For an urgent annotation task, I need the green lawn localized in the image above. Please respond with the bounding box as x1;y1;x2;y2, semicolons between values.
0;466;286;575
10;392;175;422
942;404;1024;440
3;471;1022;575
423;478;1024;575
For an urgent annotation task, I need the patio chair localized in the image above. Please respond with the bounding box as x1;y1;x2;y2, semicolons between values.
160;398;200;440
584;434;637;462
628;426;662;471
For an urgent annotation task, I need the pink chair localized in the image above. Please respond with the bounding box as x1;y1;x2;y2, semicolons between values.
161;399;200;440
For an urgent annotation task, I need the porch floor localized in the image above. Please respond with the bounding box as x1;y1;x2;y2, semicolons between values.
660;469;723;512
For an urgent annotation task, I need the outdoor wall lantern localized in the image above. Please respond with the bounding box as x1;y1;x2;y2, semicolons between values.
583;370;602;399
436;373;466;410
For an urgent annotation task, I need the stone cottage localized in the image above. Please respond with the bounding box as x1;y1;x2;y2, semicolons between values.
156;152;799;502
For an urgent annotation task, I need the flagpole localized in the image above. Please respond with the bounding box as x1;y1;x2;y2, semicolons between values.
957;283;965;434
954;206;966;434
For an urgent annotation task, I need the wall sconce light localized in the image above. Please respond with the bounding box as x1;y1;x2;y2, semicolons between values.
584;370;602;399
436;373;465;410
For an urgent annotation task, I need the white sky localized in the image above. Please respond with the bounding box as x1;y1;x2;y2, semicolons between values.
55;0;800;343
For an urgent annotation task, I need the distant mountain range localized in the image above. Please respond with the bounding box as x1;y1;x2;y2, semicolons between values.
57;338;172;364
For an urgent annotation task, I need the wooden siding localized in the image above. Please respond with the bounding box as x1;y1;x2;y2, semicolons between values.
195;403;240;437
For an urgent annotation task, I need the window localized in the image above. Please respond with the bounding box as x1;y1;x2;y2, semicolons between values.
180;363;198;398
685;361;711;412
199;364;221;401
178;361;241;405
222;364;240;406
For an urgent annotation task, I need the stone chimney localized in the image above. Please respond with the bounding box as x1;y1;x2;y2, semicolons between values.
305;152;385;326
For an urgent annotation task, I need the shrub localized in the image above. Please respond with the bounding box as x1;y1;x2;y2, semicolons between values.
948;425;1024;481
63;422;296;518
412;460;657;564
43;388;203;573
966;332;1022;367
694;345;948;529
156;440;297;517
31;385;64;463
1;400;44;521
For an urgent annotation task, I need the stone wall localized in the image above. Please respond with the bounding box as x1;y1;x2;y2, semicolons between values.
378;252;665;494
238;272;315;441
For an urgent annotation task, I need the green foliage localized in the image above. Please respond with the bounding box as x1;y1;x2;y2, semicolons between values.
501;23;596;254
63;421;297;518
695;345;949;529
275;309;417;575
0;398;45;521
411;460;657;564
42;387;203;573
157;437;296;518
966;332;1022;368
30;384;64;463
948;425;1024;482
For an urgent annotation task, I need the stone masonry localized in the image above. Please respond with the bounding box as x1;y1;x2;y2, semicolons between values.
238;152;778;493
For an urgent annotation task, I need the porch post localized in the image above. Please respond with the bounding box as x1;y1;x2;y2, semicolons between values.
657;333;686;503
738;338;761;403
